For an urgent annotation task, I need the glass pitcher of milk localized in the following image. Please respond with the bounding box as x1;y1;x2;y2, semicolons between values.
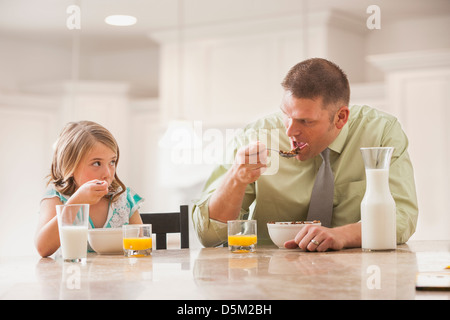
360;147;396;251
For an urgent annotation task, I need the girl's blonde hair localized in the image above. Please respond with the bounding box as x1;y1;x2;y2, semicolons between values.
48;120;126;201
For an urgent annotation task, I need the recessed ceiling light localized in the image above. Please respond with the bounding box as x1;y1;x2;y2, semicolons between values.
105;15;137;26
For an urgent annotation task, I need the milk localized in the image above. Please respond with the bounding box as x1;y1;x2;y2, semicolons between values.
60;226;88;260
360;169;396;250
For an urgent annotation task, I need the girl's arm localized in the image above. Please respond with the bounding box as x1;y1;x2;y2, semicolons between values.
35;197;63;257
34;181;105;258
129;210;143;224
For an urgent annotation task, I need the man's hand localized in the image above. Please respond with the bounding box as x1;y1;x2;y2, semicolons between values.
284;223;361;251
208;141;268;223
231;141;268;185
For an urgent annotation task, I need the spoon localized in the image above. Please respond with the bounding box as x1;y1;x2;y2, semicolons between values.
267;148;298;158
268;143;308;158
96;181;115;196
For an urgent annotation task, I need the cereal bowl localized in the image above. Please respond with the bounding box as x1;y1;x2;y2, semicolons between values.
267;221;321;248
88;228;123;254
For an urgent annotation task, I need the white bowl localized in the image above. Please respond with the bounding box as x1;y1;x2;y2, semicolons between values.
88;228;123;254
267;221;321;248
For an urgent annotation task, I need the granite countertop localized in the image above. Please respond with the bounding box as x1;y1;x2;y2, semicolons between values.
0;241;448;300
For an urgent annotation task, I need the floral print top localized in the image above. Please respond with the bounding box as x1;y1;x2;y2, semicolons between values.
42;186;144;228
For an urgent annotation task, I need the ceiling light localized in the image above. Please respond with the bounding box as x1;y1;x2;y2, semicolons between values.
105;15;137;26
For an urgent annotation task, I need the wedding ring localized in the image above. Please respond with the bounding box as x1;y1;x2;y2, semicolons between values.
310;239;320;246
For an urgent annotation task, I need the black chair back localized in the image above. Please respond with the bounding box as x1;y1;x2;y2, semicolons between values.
140;205;189;250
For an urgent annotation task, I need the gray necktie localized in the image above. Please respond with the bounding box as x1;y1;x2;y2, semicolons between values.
307;148;334;227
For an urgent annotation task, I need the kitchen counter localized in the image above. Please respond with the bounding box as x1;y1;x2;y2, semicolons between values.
0;241;448;300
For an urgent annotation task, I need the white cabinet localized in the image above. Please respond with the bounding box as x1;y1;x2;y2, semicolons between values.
369;50;450;240
151;10;366;127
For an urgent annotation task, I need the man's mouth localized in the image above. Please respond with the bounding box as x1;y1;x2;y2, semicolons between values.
292;140;308;150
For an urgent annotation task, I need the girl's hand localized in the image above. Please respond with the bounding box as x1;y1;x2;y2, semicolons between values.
69;180;109;205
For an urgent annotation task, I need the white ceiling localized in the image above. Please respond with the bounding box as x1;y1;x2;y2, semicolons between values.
0;0;448;96
1;0;449;42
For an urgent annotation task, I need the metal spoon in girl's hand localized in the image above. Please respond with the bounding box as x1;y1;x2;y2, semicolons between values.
96;181;114;196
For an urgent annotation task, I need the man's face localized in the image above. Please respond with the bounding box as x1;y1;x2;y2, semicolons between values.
280;91;344;161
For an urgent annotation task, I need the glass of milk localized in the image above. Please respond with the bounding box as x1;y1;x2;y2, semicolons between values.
56;204;89;262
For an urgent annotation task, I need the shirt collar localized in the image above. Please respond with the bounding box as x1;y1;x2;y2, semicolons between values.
328;122;348;154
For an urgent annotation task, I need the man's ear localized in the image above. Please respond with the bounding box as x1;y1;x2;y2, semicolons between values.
335;106;349;129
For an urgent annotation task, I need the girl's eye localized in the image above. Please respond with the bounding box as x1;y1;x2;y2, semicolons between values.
93;161;101;167
110;160;116;166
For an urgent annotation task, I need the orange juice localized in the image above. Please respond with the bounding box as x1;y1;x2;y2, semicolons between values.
228;234;257;247
123;237;152;250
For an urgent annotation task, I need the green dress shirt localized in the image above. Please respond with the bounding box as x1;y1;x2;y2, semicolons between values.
192;105;418;247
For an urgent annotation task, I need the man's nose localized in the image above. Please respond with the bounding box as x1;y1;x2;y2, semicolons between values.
285;118;300;137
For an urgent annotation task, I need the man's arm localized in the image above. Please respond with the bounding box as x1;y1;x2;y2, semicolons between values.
192;142;267;247
382;119;419;243
209;142;267;222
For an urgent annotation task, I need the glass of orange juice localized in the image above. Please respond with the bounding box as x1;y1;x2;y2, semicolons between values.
227;220;257;253
122;224;152;257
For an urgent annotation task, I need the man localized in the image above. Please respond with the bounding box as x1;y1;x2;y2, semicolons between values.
192;58;418;251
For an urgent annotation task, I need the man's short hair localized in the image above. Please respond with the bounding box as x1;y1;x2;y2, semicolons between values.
281;58;350;108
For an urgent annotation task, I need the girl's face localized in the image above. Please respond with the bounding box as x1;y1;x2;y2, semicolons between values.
72;141;117;189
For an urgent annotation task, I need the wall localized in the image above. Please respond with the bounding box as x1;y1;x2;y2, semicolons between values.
0;95;59;256
368;52;450;240
0;6;449;256
151;9;450;244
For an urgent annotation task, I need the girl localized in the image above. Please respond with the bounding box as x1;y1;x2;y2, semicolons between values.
35;121;143;257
